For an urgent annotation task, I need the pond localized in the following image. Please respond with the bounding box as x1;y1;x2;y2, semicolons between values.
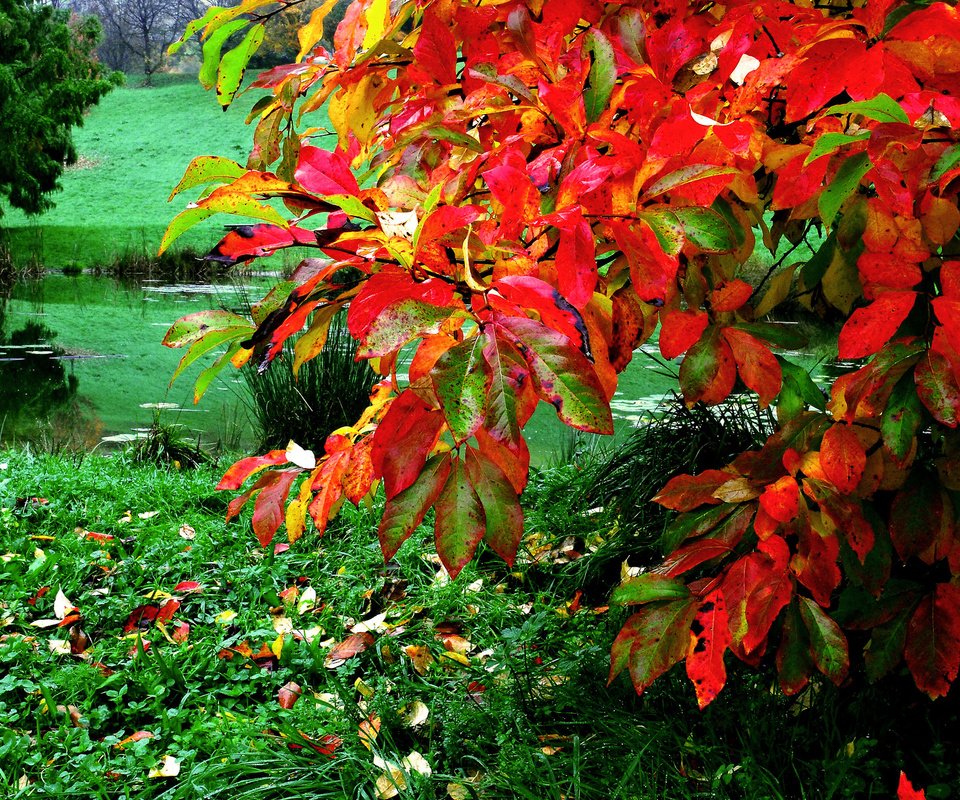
2;271;695;462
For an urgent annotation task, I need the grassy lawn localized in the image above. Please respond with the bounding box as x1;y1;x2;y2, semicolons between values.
1;449;952;799
0;73;330;270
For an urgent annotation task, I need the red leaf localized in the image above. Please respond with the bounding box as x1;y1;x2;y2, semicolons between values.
207;224;317;265
251;471;299;548
685;590;732;709
411;6;457;84
173;581;202;594
434;458;486;579
608;598;699;694
758;476;799;525
915;350;960;428
659;308;709;360
653;470;733;512
898;772;927;800
838;292;917;360
555;214;597;309
378;454;452;561
710;280;753;313
371;390;445;499
610;220;679;304
465;446;524;567
722;538;793;655
157;599;180;623
217;450;288;491
661;538;733;578
278;681;302;709
798;597;849;686
123;605;158;634
722;328;782;408
347;268;456;341
679;326;737;406
889;474;943;561
820;423;867;494
904;583;960;699
326;632;375;667
414;205;482;263
791;518;841;608
491;276;588;350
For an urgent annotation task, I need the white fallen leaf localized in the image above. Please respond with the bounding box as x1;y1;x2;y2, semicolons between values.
376;209;419;240
178;524;196;540
402;751;432;776
147;755;181;779
272;615;294;635
400;700;429;728
296;587;318;615
138;511;160;520
54;588;75;620
286;441;316;470
48;639;71;655
375;768;406;799
30;618;61;629
730;53;761;85
351;612;388;634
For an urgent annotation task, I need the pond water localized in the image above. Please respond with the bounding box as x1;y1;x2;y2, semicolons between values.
1;271;691;461
2;272;273;451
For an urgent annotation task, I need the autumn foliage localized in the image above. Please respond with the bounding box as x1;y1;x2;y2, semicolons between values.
163;0;960;708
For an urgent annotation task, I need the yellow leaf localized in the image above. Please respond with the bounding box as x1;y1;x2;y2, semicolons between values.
296;0;339;61
439;651;470;667
362;0;391;49
143;590;172;601
447;783;470;800
754;264;797;318
820;248;862;315
215;609;238;625
329;73;385;150
147;755;181;779
402;751;432;776
271;634;284;659
375;768;406;799
400;700;429;728
354;678;375;699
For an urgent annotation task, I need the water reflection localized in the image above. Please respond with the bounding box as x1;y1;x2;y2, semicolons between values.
0;295;101;448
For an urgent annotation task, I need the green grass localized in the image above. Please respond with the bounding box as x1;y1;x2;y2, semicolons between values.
1;449;951;799
0;72;333;270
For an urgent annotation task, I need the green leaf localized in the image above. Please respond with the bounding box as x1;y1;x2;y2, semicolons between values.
673;207;736;253
643;164;738;200
160;207;217;254
323;194;376;222
798;597;849;686
217;23;265;108
496;316;613;434
434;458;486;579
826;93;909;125
168;156;246;200
356;299;457;358
378;454;452;561
193;341;243;403
882;370;924;465
777;602;813;695
608;599;698;692
779;358;826;413
865;611;910;683
800;231;836;288
639;208;684;256
433;336;491;444
804;132;871;165
610;574;691;605
464;447;523;566
200;18;247;89
163;310;251;348
660;504;736;553
931;144;960;183
818;152;871;228
171;326;254;385
583;29;616;124
168;5;224;55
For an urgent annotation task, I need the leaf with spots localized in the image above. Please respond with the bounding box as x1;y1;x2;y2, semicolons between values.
685;591;732;709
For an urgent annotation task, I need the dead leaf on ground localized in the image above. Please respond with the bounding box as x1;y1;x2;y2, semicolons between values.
325;632;374;668
403;645;435;675
115;731;154;749
147;755;180;778
278;681;302;709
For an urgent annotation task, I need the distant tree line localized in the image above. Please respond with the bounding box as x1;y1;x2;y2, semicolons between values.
54;0;351;82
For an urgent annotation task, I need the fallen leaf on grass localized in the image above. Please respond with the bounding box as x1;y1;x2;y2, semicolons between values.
48;639;71;655
400;700;429;728
54;589;77;619
351;612;388;634
138;511;160;520
173;581;201;593
115;731;154;749
147;755;180;779
359;714;381;749
178;524;196;540
375;768;407;798
215;609;238;625
403;645;434;674
278;681;302;709
325;632;374;668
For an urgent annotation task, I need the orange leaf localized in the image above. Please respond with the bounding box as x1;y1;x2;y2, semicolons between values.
820;423;866;494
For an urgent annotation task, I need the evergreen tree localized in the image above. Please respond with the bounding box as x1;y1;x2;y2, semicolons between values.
0;0;119;215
